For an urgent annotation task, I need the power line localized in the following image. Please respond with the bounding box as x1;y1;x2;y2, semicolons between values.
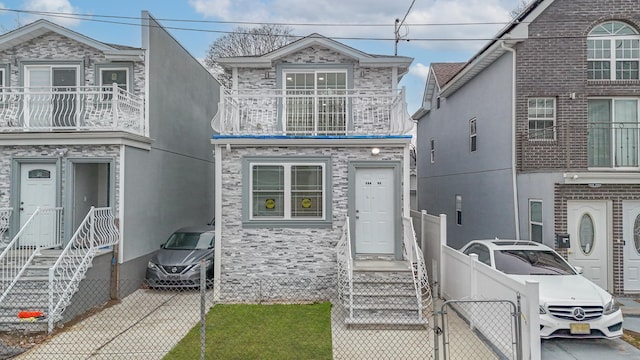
0;7;631;44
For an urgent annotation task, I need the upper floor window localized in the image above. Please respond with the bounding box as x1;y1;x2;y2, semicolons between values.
588;98;640;167
284;70;347;135
528;98;556;140
430;138;436;163
588;21;640;80
469;118;477;152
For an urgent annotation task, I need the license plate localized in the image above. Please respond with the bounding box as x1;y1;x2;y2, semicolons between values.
570;323;590;335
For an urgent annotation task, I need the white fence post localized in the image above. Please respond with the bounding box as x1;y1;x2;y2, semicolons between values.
524;280;540;360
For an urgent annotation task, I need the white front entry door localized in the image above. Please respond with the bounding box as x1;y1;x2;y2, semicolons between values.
355;167;395;254
623;201;640;292
19;163;57;246
567;201;609;290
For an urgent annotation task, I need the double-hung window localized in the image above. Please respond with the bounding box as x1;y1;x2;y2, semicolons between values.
469;118;477;152
245;158;332;226
588;21;640;80
528;98;555;140
455;195;462;226
284;70;347;135
588;98;640;168
430;139;436;163
97;64;132;101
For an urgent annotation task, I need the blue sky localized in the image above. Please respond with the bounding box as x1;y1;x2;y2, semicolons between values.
0;0;525;113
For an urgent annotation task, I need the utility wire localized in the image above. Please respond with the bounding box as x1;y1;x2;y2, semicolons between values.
0;7;630;43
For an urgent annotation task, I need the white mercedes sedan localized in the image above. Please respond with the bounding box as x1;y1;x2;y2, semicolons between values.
460;239;623;339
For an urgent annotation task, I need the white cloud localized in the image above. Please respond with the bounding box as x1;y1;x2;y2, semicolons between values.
22;0;80;27
189;0;521;53
409;63;430;82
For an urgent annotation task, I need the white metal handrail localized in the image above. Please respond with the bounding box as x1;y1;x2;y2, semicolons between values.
212;88;414;136
0;207;63;304
336;216;354;320
0;84;144;135
0;207;11;247
402;216;432;320
48;207;119;333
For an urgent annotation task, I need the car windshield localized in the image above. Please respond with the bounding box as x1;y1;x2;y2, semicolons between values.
493;249;576;275
163;231;213;250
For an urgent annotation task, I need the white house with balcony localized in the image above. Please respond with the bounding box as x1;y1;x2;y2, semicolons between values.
0;13;220;332
211;34;430;325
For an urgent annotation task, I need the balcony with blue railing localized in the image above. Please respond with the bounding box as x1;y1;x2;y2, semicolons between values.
211;88;414;137
0;84;145;136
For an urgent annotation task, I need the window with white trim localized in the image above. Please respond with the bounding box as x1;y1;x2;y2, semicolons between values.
588;21;640;80
469;118;477;152
528;98;556;140
455;195;462;226
249;161;326;220
430;138;435;163
283;70;347;135
588;98;640;167
529;199;543;243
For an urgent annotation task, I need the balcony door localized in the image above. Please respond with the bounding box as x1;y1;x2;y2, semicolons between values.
284;71;346;135
25;65;79;128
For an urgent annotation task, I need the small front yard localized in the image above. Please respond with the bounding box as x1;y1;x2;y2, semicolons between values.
164;302;333;360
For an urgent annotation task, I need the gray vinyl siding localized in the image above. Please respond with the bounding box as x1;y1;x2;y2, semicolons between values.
417;52;514;249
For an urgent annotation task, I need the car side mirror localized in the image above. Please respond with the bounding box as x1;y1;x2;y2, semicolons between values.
160;244;165;249
574;265;583;274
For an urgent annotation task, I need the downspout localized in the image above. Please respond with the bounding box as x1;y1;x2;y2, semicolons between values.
501;41;520;240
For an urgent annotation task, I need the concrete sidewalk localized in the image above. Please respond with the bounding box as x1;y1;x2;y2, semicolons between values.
16;289;205;360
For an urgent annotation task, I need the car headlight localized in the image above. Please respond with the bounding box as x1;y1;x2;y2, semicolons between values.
147;261;159;271
539;305;546;314
603;298;620;315
191;259;212;270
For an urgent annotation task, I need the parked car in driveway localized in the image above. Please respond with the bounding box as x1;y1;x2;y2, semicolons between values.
459;239;623;339
146;225;215;288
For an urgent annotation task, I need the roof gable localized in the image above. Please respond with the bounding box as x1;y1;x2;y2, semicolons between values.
216;33;413;72
0;19;143;60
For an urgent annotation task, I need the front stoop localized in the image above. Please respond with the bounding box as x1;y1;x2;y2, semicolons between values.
0;249;66;333
344;259;428;328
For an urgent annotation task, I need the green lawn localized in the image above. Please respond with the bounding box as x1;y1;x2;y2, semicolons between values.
164;302;333;360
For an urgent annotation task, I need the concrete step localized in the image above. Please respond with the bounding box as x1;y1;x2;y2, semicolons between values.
345;316;428;328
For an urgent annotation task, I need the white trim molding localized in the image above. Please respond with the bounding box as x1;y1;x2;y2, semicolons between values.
563;172;640;185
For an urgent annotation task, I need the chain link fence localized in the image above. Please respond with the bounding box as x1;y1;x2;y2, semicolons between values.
0;274;520;359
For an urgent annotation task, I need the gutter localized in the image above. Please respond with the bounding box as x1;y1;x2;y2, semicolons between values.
501;41;520;240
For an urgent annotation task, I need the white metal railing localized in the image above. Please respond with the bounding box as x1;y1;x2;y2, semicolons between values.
0;207;11;247
0;207;63;304
48;207;119;333
402;217;432;320
336;216;354;320
0;84;144;135
211;88;415;136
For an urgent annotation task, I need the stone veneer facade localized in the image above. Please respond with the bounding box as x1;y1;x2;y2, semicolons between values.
218;44;408;296
513;0;640;294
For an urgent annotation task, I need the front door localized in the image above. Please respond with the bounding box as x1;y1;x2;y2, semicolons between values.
623;201;640;292
19;163;57;246
567;201;610;290
355;167;395;254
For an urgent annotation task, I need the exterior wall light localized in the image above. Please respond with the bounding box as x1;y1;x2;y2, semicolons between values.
371;147;380;156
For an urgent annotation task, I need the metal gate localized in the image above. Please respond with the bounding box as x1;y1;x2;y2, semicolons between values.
433;299;522;360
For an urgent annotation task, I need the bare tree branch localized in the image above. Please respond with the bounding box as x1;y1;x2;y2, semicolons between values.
205;24;296;88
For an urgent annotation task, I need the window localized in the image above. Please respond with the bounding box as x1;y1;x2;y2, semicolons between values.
579;213;595;255
455;195;462;226
469;118;477;152
244;158;332;226
284;70;347;135
588;98;640;167
529;200;542;243
430;139;435;163
463;244;491;266
100;68;129;101
528;98;556;140
436;97;441;109
588;21;640;80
